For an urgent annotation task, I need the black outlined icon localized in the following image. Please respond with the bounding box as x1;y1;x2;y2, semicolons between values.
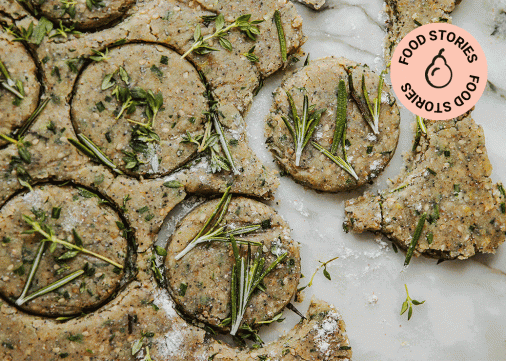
425;48;453;89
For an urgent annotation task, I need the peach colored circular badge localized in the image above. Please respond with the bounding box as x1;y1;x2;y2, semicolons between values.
390;23;487;120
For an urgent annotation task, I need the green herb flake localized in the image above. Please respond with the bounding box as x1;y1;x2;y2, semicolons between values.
426;232;434;245
179;282;188;296
163;180;182;188
67;333;84;343
52;207;62;219
150;65;163;80
367;145;373;154
274;10;287;62
145;214;155;222
137;206;149;214
427;168;437;176
155;246;167;256
444;150;451;157
96;101;106;113
160;55;169;65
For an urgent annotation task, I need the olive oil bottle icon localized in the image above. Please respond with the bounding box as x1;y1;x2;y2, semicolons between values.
425;48;453;89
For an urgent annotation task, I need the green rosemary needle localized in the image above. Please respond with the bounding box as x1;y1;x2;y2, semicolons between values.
331;79;348;155
16;269;84;306
361;70;386;135
213;113;239;175
0;133;31;164
274;10;287;62
400;284;425;320
0;58;25;99
15;241;46;305
229;235;287;335
181;14;263;59
69;134;124;174
174;187;261;260
404;212;427;266
311;142;358;180
16;98;51;138
282;89;326;166
22;214;124;269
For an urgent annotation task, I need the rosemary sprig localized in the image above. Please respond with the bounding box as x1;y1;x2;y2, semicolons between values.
181;14;263;59
412;115;427;151
274;10;287;62
400;284;425;320
312;142;358;180
404;212;427;266
69;133;124;174
213;113;239;175
312;79;358;180
281;89;326;166
16;98;51;138
22;214;124;269
229;235;287;335
15;241;45;305
0;58;25;100
174;187;261;260
16;269;84;306
362;70;386;134
297;256;338;292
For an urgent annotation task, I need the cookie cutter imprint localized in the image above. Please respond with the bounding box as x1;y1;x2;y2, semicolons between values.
0;0;352;359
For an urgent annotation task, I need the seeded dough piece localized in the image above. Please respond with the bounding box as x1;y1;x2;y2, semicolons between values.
0;31;41;146
385;0;463;62
72;43;207;177
344;113;506;261
31;0;135;30
165;197;300;330
265;57;400;192
0;184;129;316
295;0;326;10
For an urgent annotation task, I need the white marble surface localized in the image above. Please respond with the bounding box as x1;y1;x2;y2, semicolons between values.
160;1;506;359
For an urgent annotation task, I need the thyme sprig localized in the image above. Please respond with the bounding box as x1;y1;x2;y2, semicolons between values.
174;187;261;260
181;14;263;59
281;89;326;166
86;0;104;11
60;0;77;18
22;214;124;269
404;212;427;266
0;58;25;100
362;69;387;135
312;79;358;180
230;235;287;335
48;21;81;39
400;284;425;320
68;133;124;174
297;256;338;292
90;48;110;62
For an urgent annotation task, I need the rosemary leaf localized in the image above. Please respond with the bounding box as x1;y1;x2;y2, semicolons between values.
331;79;348;155
16;98;50;138
69;134;124;174
213;113;239;175
16;269;84;306
274;10;287;62
404;213;427;266
311;141;358;180
15;241;46;305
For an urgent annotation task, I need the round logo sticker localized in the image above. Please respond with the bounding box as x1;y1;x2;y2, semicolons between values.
390;23;487;120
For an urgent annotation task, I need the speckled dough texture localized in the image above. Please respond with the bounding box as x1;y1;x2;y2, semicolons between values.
344;113;506;261
384;0;463;62
266;56;400;192
0;32;41;147
0;0;354;359
0;184;129;316
72;43;207;177
31;0;135;29
166;197;301;329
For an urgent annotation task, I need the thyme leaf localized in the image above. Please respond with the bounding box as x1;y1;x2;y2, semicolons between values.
400;284;425;320
181;14;263;59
